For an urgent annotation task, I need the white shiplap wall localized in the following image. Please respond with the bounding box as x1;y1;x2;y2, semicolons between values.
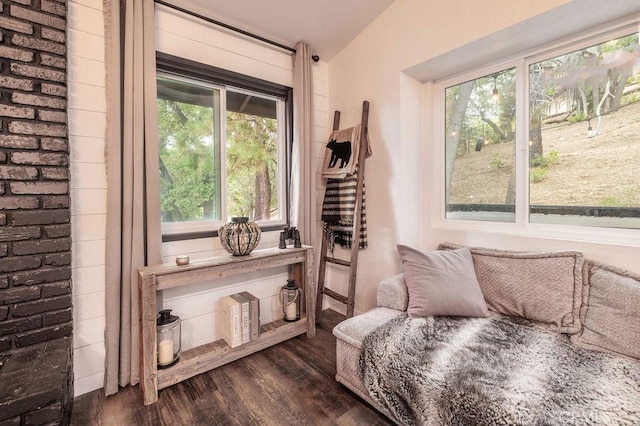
68;0;107;397
67;2;329;395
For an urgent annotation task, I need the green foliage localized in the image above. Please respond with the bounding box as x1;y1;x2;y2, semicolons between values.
598;188;640;208
157;98;279;223
530;167;548;183
530;150;559;168
226;112;278;220
490;153;505;169
529;150;559;183
158;99;217;222
567;112;585;123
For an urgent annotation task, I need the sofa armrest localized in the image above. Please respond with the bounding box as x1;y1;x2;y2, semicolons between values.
376;273;408;311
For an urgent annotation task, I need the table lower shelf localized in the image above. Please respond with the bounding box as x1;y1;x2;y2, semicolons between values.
157;316;309;390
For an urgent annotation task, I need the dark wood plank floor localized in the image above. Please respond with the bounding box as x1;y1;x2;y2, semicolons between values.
71;310;392;425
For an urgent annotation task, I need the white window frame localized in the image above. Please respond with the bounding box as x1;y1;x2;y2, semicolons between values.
158;73;288;237
432;17;640;246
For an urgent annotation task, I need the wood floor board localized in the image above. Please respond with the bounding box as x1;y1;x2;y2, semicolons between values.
71;309;392;425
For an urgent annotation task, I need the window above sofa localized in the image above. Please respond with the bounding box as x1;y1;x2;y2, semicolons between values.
436;21;640;233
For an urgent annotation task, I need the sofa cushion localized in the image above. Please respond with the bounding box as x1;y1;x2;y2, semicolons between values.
571;261;640;360
439;243;583;333
397;245;489;318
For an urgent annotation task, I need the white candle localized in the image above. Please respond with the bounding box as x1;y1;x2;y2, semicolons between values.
158;339;174;365
285;301;297;321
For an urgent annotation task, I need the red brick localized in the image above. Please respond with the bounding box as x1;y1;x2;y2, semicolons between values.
0;104;35;119
1;285;40;305
0;244;7;257
11;34;65;56
0;306;8;321
40;137;67;151
42;309;72;327
0;135;38;149
11;266;71;286
12;295;71;317
0;256;42;273
10;63;65;83
40;281;71;298
42;195;69;209
11;93;65;109
0;197;39;210
40;83;65;97
38;110;66;123
11;210;69;226
41;167;68;180
10;6;66;31
0;226;41;241
11;152;68;166
13;238;71;255
41;0;66;17
0;316;42;337
15;322;72;347
43;224;70;238
41;28;65;44
43;252;70;266
0;45;33;62
8;120;67;137
40;53;66;69
0;76;34;91
10;181;69;195
0;16;33;34
0;165;38;180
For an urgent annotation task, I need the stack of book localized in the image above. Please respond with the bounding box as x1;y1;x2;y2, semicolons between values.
217;291;260;348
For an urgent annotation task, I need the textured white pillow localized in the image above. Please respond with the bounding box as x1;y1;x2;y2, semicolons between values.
397;245;489;318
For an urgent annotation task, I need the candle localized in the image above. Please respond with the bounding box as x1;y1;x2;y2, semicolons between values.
158;339;174;365
285;301;297;321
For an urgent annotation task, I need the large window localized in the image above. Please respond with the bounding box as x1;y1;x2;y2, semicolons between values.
441;24;640;231
156;55;290;238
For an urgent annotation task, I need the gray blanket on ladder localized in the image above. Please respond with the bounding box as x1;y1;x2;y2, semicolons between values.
321;174;367;249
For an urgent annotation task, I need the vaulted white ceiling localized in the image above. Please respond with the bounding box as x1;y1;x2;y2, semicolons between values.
164;0;397;60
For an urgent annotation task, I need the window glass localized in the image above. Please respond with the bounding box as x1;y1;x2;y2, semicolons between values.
226;89;280;221
156;70;287;237
157;76;221;223
529;33;640;228
445;68;517;222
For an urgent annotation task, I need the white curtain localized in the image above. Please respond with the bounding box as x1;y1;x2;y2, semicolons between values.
103;0;162;395
290;42;316;246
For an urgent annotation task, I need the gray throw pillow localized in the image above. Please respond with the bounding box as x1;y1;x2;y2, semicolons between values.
571;261;640;360
397;245;489;318
439;242;583;333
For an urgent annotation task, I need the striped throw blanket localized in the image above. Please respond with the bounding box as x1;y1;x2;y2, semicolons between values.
321;174;367;250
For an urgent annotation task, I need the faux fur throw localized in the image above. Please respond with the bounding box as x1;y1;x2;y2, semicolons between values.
359;314;640;425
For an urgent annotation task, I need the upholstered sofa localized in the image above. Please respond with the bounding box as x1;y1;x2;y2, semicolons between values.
333;243;640;425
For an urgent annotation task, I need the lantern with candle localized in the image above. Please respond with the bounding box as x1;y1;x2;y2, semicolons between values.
157;309;181;368
279;279;301;322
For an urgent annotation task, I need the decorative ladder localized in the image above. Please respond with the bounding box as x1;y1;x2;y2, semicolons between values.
316;100;370;319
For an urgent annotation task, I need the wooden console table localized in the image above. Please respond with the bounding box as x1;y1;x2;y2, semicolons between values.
138;246;315;405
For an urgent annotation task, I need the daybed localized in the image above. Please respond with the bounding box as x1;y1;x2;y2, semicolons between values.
333;243;640;425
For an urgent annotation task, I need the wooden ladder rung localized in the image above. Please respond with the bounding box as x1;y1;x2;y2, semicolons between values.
321;287;348;304
324;256;351;267
316;100;370;321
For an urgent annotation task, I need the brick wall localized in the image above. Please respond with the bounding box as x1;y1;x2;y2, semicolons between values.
0;0;72;424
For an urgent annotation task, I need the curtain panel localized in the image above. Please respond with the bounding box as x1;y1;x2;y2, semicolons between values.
103;0;162;395
290;42;316;247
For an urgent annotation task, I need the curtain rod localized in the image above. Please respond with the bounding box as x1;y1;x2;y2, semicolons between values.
154;0;297;55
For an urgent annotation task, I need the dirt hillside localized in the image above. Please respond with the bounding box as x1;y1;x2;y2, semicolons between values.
449;101;640;207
